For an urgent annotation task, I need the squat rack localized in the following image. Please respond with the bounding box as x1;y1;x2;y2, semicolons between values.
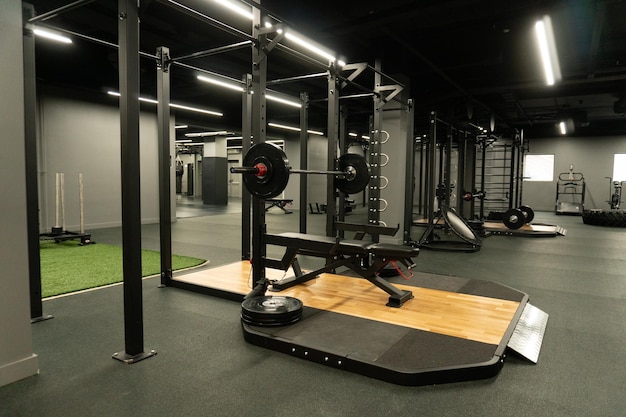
24;0;415;363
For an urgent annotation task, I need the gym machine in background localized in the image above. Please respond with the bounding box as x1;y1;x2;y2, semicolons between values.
555;165;585;215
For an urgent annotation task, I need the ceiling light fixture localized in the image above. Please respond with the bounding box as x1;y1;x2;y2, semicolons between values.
284;31;336;63
107;91;223;117
196;76;301;108
184;131;230;138
197;75;244;92
559;121;567;135
268;122;324;136
535;15;562;86
212;0;253;20
266;94;302;108
33;27;72;44
175;125;188;129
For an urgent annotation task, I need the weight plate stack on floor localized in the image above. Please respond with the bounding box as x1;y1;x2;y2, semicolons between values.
241;296;303;326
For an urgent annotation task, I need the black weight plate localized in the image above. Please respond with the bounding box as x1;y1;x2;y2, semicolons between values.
335;154;370;194
242;143;290;199
519;205;535;224
241;296;303;327
503;208;525;229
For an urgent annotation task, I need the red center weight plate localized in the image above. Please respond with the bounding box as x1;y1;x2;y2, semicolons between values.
242;143;290;199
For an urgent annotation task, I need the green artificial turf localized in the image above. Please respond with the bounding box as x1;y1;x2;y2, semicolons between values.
40;240;206;298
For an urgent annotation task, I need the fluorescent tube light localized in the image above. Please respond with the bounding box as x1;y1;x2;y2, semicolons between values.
213;0;253;20
33;28;72;44
348;132;358;137
284;31;336;63
559;121;567;135
268;122;324;136
176;139;192;143
535;16;562;86
266;94;301;108
170;103;222;116
175;125;188;129
139;97;158;104
107;91;223;117
197;75;244;92
184;131;230;138
197;76;301;108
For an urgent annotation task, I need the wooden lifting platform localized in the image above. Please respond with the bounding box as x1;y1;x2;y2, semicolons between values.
172;261;548;386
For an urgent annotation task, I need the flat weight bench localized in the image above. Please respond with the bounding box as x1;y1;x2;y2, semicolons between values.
265;199;293;213
264;232;417;307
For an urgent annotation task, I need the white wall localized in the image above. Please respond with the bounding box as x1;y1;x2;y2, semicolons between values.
0;0;39;387
523;135;626;211
38;91;176;231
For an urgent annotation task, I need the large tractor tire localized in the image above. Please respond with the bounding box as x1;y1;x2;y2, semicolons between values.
582;209;626;227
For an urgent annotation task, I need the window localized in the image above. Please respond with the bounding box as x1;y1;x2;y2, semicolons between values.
613;154;626;181
523;154;554;181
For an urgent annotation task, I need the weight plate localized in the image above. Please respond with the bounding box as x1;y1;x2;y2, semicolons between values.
242;143;290;199
335;154;370;194
519;205;535;224
503;208;525;229
241;296;303;327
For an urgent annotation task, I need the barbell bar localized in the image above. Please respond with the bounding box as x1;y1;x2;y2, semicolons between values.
462;190;486;201
230;142;370;199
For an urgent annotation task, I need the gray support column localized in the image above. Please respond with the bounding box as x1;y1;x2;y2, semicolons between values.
23;4;52;322
299;92;309;233
113;0;155;364
326;65;339;237
1;0;39;387
241;74;252;260
202;138;228;205
250;5;267;289
156;46;173;287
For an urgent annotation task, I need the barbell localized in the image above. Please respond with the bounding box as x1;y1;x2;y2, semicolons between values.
230;142;370;199
462;190;486;201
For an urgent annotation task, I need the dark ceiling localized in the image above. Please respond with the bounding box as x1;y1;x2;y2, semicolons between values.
26;0;626;140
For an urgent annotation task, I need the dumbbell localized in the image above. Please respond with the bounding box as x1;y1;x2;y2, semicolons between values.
503;205;534;229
